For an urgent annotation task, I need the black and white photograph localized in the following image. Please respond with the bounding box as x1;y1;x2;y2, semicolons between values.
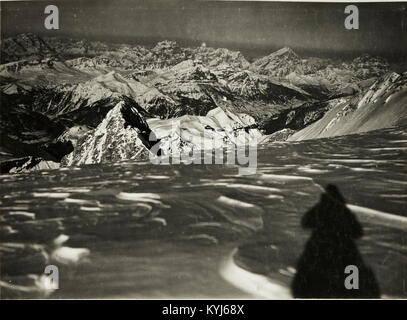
0;0;406;301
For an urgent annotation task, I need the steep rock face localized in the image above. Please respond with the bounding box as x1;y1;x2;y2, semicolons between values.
289;72;407;141
61;101;151;166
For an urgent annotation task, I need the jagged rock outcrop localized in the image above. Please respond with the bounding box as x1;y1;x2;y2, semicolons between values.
61;101;151;166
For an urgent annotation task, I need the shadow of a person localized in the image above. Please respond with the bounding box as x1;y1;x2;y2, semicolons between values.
291;184;381;298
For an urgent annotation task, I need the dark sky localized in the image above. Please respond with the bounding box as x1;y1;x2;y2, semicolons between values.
1;0;407;59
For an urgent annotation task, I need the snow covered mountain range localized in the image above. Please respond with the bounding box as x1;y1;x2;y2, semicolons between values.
1;33;406;173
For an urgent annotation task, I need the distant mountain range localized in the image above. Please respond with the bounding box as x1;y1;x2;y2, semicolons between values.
1;33;406;173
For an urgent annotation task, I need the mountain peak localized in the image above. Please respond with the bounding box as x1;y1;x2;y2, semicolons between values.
250;46;301;76
271;47;299;59
61;100;151;166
